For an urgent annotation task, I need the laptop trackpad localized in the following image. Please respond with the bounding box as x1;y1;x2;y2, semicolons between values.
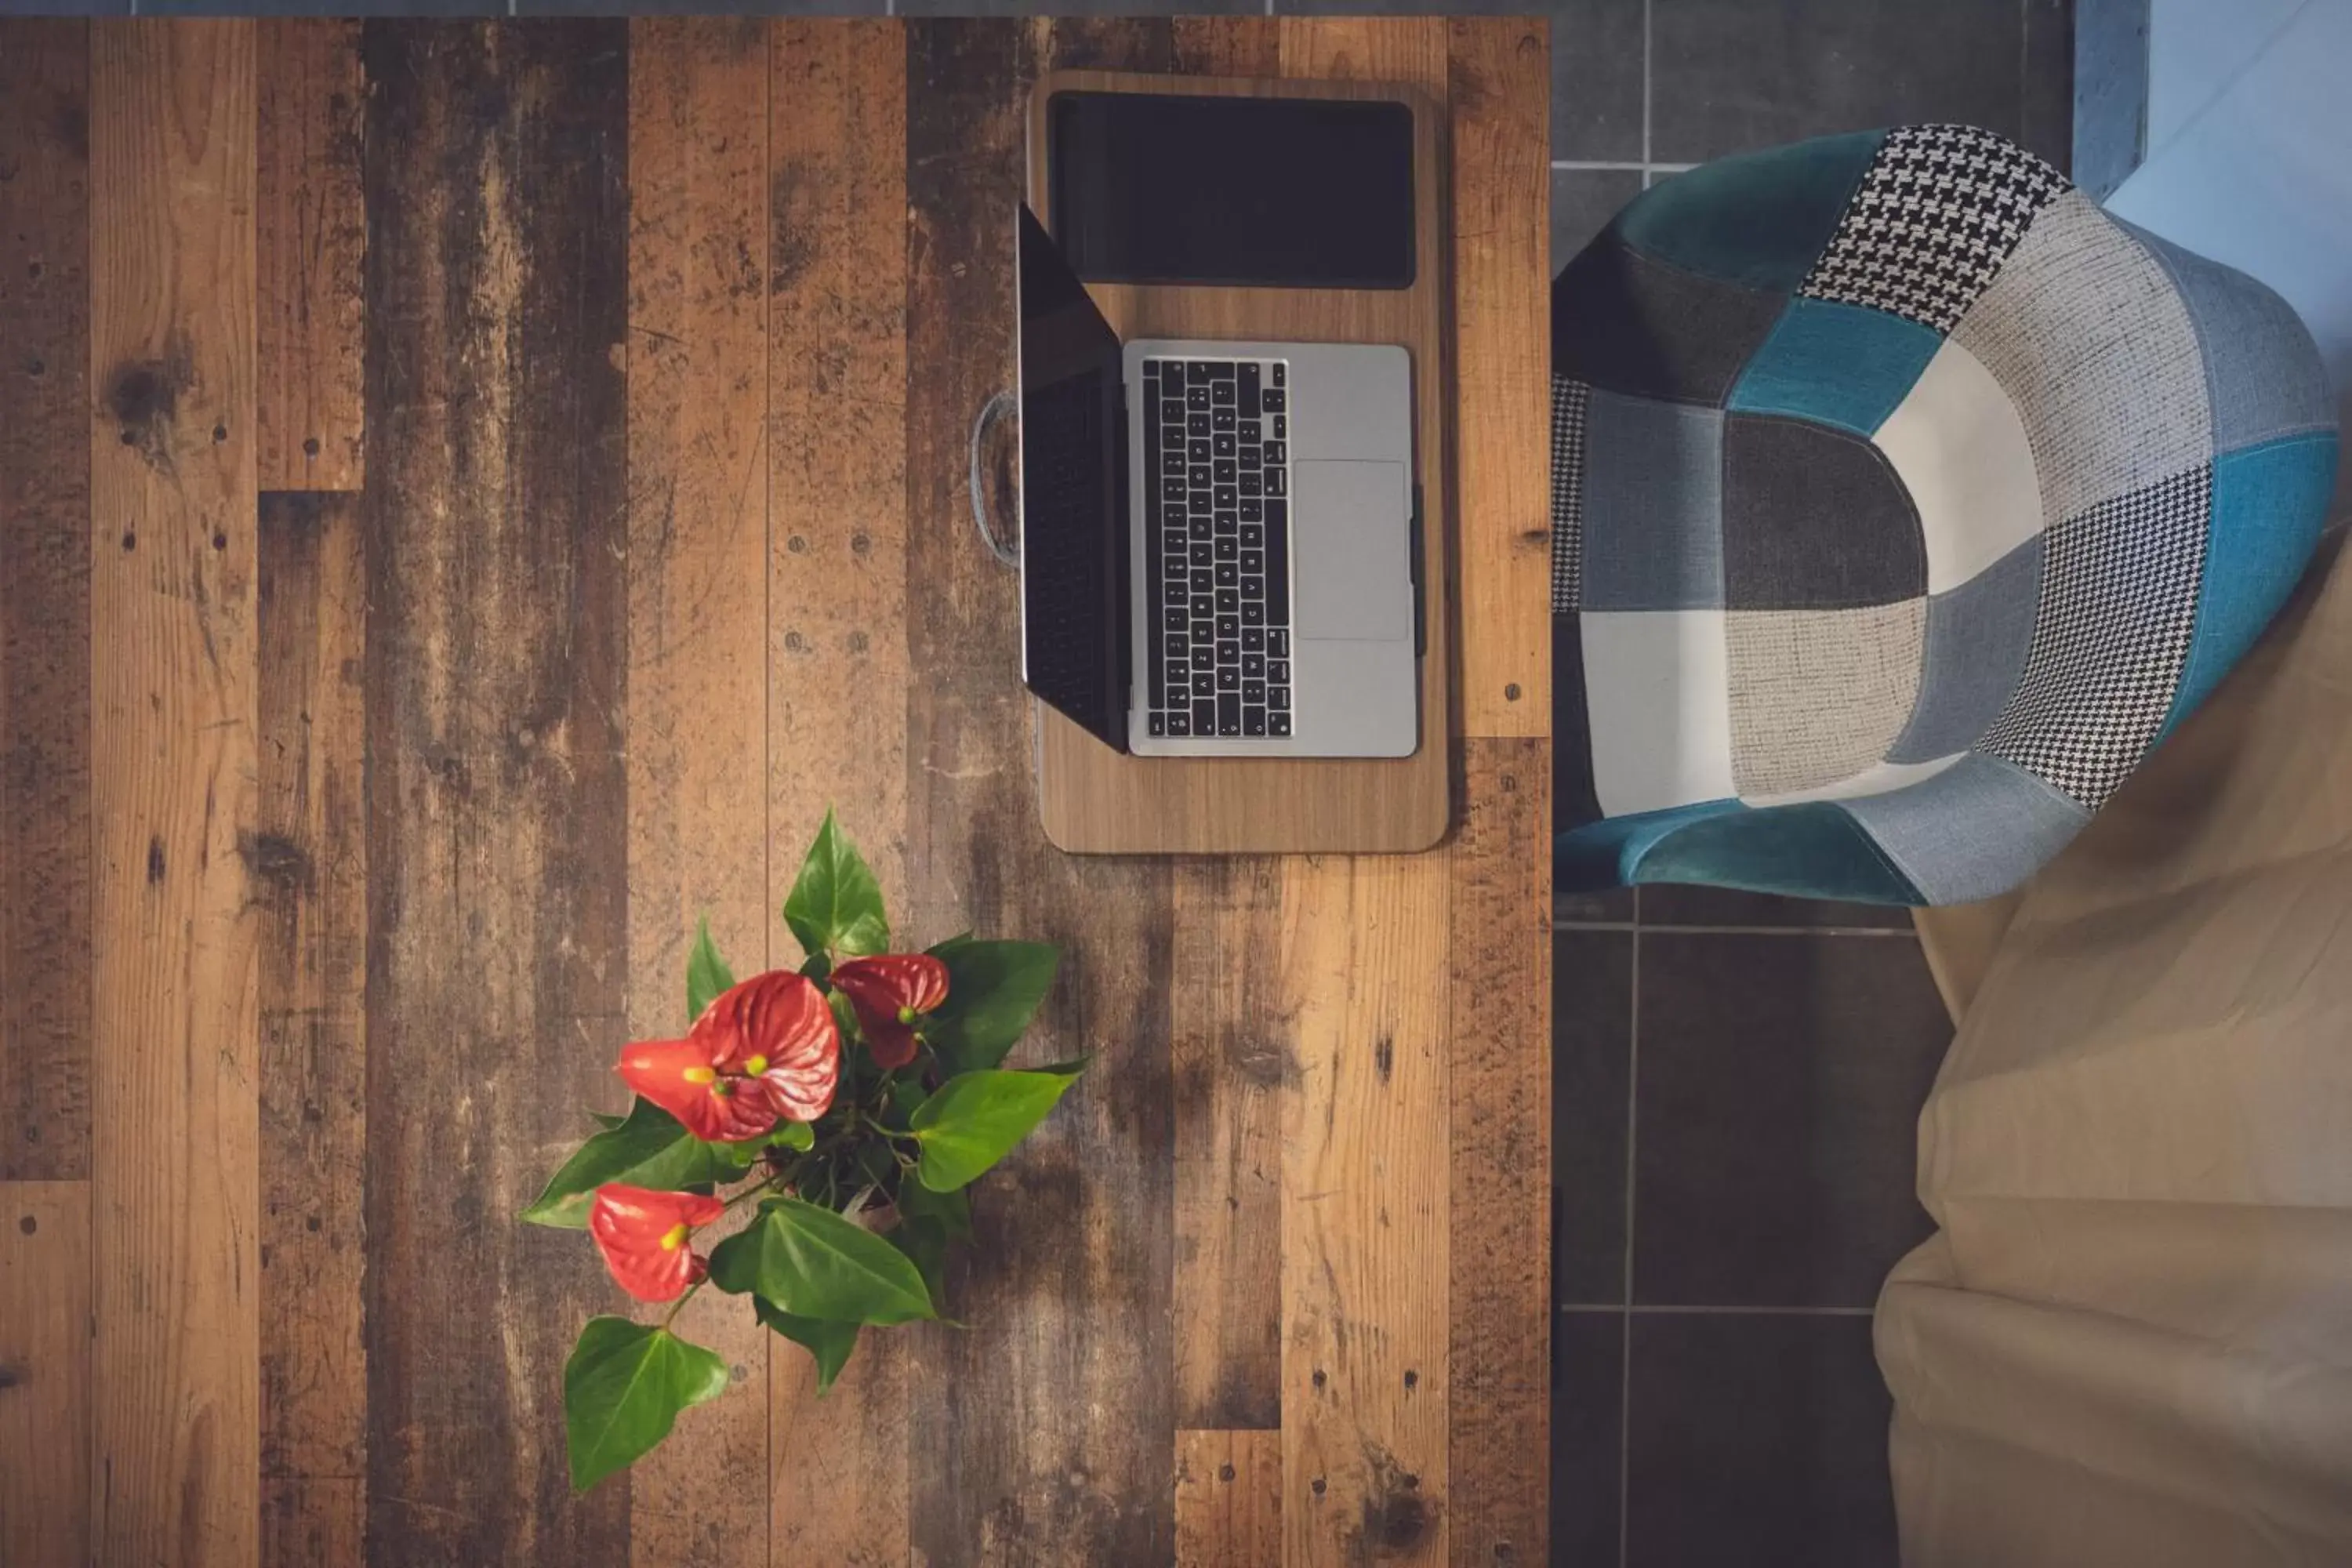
1291;460;1411;641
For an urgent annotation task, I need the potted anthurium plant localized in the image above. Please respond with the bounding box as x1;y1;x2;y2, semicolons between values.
524;811;1076;1490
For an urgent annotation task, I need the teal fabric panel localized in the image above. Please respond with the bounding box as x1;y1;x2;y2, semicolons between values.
1839;753;2090;905
1726;298;1943;437
1612;131;1884;292
1557;798;1745;892
1581;391;1726;611
2161;431;2340;733
1628;802;1926;906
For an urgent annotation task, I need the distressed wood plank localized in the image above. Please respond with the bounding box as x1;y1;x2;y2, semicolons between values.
1446;738;1550;1568
904;21;1177;1566
0;19;93;1186
88;20;262;1568
257;17;365;491
256;492;368;1566
360;23;633;1563
1447;18;1550;737
1034;14;1174;74
0;1181;91;1566
1174;1429;1280;1568
1171;859;1285;1434
761;22;915;1567
1169;16;1280;78
624;20;774;1568
1279;853;1451;1568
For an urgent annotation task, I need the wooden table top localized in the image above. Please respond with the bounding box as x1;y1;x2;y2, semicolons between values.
0;16;1552;1567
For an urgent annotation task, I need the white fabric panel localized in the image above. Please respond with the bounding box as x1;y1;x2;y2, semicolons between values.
1872;338;2045;593
1581;609;1737;815
1742;752;1963;808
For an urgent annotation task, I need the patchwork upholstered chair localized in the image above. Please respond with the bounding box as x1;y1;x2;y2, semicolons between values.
1552;125;2339;905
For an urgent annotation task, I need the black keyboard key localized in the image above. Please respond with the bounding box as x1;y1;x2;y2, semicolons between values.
1218;693;1241;735
1240;575;1262;598
1189;492;1214;516
1237;361;1261;406
1215;571;1238;594
1268;628;1289;657
1215;538;1237;562
1189;438;1211;463
1215;513;1238;535
1163;607;1186;632
1239;499;1262;524
1263;441;1287;464
1162;449;1185;476
1213;485;1236;508
1242;626;1266;652
1189;465;1212;489
1240;422;1261;445
1195;698;1217;731
1162;398;1185;423
1167;659;1189;682
1242;653;1265;678
1263;468;1286;497
1238;474;1261;499
1213;431;1236;457
1211;408;1235;433
1238;445;1260;470
1215;614;1239;637
1240;601;1265;627
1216;666;1239;692
1211;380;1235;406
1163;363;1185;390
1194;617;1215;643
1189;360;1214;380
1162;476;1186;502
1213;459;1236;484
1166;633;1187;659
1187;385;1210;411
1268;659;1290;683
1167;713;1190;737
1261;387;1285;412
1265;500;1290;626
1189;543;1211;567
1192;671;1215;697
1272;415;1287;439
1215;640;1239;664
1269;712;1291;736
1271;361;1285;387
1269;686;1290;711
1149;713;1166;736
1243;709;1267;737
1240;524;1264;548
1191;570;1213;593
1240;550;1263;572
1243;681;1265;705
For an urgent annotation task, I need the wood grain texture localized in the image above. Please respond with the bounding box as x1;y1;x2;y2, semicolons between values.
625;23;773;1567
89;20;262;1568
764;21;916;1566
1279;851;1452;1568
257;18;364;491
359;23;632;1563
256;492;368;1568
1175;1428;1282;1568
1170;16;1280;78
904;21;1177;1565
1446;738;1550;1568
0;1181;91;1566
1027;55;1454;856
1446;19;1550;738
0;20;93;1185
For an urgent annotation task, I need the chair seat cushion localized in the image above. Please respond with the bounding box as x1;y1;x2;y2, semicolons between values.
1555;125;2339;905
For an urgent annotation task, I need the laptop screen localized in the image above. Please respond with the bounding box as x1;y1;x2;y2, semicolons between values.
1016;205;1130;752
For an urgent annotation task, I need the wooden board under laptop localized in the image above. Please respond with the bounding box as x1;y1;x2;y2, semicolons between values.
1028;67;1454;855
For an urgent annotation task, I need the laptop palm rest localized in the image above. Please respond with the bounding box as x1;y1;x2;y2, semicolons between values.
1291;460;1412;641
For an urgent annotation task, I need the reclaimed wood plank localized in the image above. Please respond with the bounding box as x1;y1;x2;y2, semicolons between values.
1447;18;1551;738
88;20;262;1567
903;20;1177;1566
257;18;365;491
256;491;368;1568
1034;14;1174;74
0;20;94;1186
1446;738;1551;1568
763;20;916;1566
1174;1428;1281;1568
1279;851;1452;1568
359;22;633;1563
0;1181;92;1566
1169;16;1280;78
624;20;774;1568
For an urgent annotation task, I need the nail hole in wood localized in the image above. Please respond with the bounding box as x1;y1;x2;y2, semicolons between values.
212;423;227;443
1218;1464;1235;1483
16;1214;34;1236
1504;682;1521;701
121;532;136;551
303;436;321;457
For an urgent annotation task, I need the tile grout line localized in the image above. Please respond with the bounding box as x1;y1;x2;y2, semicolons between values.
1551;159;1698;173
1618;916;1639;1568
1639;0;1653;190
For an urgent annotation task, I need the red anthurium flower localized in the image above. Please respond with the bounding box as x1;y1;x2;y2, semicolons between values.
589;1184;727;1303
829;953;950;1070
618;970;841;1142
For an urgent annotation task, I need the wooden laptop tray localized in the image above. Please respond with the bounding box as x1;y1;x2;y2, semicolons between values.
1027;68;1453;855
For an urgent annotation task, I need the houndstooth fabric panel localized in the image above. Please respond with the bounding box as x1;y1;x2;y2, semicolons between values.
1800;125;2069;335
1980;465;2212;806
1552;375;1592;612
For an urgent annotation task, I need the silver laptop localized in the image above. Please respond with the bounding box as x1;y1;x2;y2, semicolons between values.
1017;205;1421;758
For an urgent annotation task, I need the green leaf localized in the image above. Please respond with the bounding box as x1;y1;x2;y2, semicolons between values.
922;939;1062;1073
704;1196;936;1325
521;1098;757;1229
888;1218;953;1312
564;1317;731;1492
753;1298;859;1393
798;950;833;985
783;808;889;961
894;1176;972;1240
766;1120;815;1153
909;1069;1080;1192
686;916;735;1023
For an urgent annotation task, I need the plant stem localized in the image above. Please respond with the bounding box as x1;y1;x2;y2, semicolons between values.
660;1280;701;1330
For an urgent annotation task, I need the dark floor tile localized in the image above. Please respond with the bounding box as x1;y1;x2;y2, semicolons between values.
1632;932;1947;1308
1638;883;1912;930
1551;166;1642;273
1556;884;1635;924
1649;0;2025;164
1551;0;1645;163
1553;1310;1624;1566
1625;1313;1896;1568
2020;0;2077;174
1555;930;1634;1303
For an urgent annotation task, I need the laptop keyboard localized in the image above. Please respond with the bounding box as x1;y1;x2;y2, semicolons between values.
1142;357;1294;739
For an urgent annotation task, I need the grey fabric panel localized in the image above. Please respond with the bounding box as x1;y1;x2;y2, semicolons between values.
1951;190;2212;524
1722;412;1926;610
1839;752;2090;905
1729;601;1926;797
1887;534;2043;762
1554;235;1788;407
1581;390;1726;612
2114;218;2337;455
